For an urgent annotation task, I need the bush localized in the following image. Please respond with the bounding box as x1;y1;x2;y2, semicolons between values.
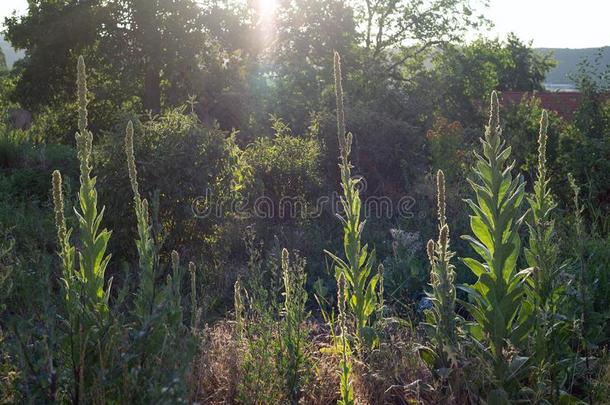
239;117;326;254
96;107;239;262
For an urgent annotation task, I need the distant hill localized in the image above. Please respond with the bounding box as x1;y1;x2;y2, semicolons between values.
0;35;24;68
537;47;610;87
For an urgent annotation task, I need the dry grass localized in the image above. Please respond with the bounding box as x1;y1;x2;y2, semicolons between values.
190;317;441;404
191;321;242;404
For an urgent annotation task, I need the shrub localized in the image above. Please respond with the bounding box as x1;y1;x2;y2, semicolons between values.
96;107;239;262
240;117;326;253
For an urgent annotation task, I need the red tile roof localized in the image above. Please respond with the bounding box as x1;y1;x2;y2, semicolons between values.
500;91;610;120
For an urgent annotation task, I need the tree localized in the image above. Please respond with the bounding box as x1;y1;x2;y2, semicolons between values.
4;0;216;114
432;34;555;122
100;0;206;113
4;0;102;110
354;0;489;82
260;0;358;131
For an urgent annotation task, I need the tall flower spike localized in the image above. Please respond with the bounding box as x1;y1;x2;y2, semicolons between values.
538;110;549;179
281;248;291;297
141;198;150;223
439;224;449;254
436;170;446;228
125;121;141;204
52;170;67;246
488;90;499;133
171;250;180;272
77;55;88;135
281;248;290;274
426;239;435;265
75;56;92;180
334;51;346;151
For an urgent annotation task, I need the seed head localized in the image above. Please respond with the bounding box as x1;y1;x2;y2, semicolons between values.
440;224;449;252
77;56;88;134
171;250;180;273
334;51;346;146
281;248;289;272
489;91;499;131
437;170;446;227
141;198;150;223
427;239;435;264
52;170;67;245
125;121;141;202
537;110;549;179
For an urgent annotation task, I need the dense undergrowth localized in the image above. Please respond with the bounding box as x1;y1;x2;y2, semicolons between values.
0;52;609;404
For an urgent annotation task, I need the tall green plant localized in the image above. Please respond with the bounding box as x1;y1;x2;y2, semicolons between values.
279;248;308;404
568;173;594;403
125;120;157;322
52;55;113;402
461;91;530;401
337;273;355;405
421;170;458;373
523;111;578;402
73;55;113;314
325;51;380;349
525;111;559;310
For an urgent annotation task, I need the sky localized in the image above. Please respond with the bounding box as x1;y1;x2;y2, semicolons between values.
0;0;609;49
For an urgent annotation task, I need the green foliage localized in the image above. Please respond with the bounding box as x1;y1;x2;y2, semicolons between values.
0;46;6;73
461;91;530;399
556;98;610;215
240;117;325;253
234;231;314;403
426;117;468;183
4;0;206;113
502;97;566;175
97;107;238;261
433;34;556;121
381;230;428;308
3;6;610;403
326;52;381;349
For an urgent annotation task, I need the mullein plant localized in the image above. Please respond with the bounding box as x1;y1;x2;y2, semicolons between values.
461;91;531;402
524;111;573;401
279;248;308;404
125;120;157;322
325;51;381;350
73;55;113;316
52;56;113;402
420;170;459;376
337;273;355;405
568;173;594;403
